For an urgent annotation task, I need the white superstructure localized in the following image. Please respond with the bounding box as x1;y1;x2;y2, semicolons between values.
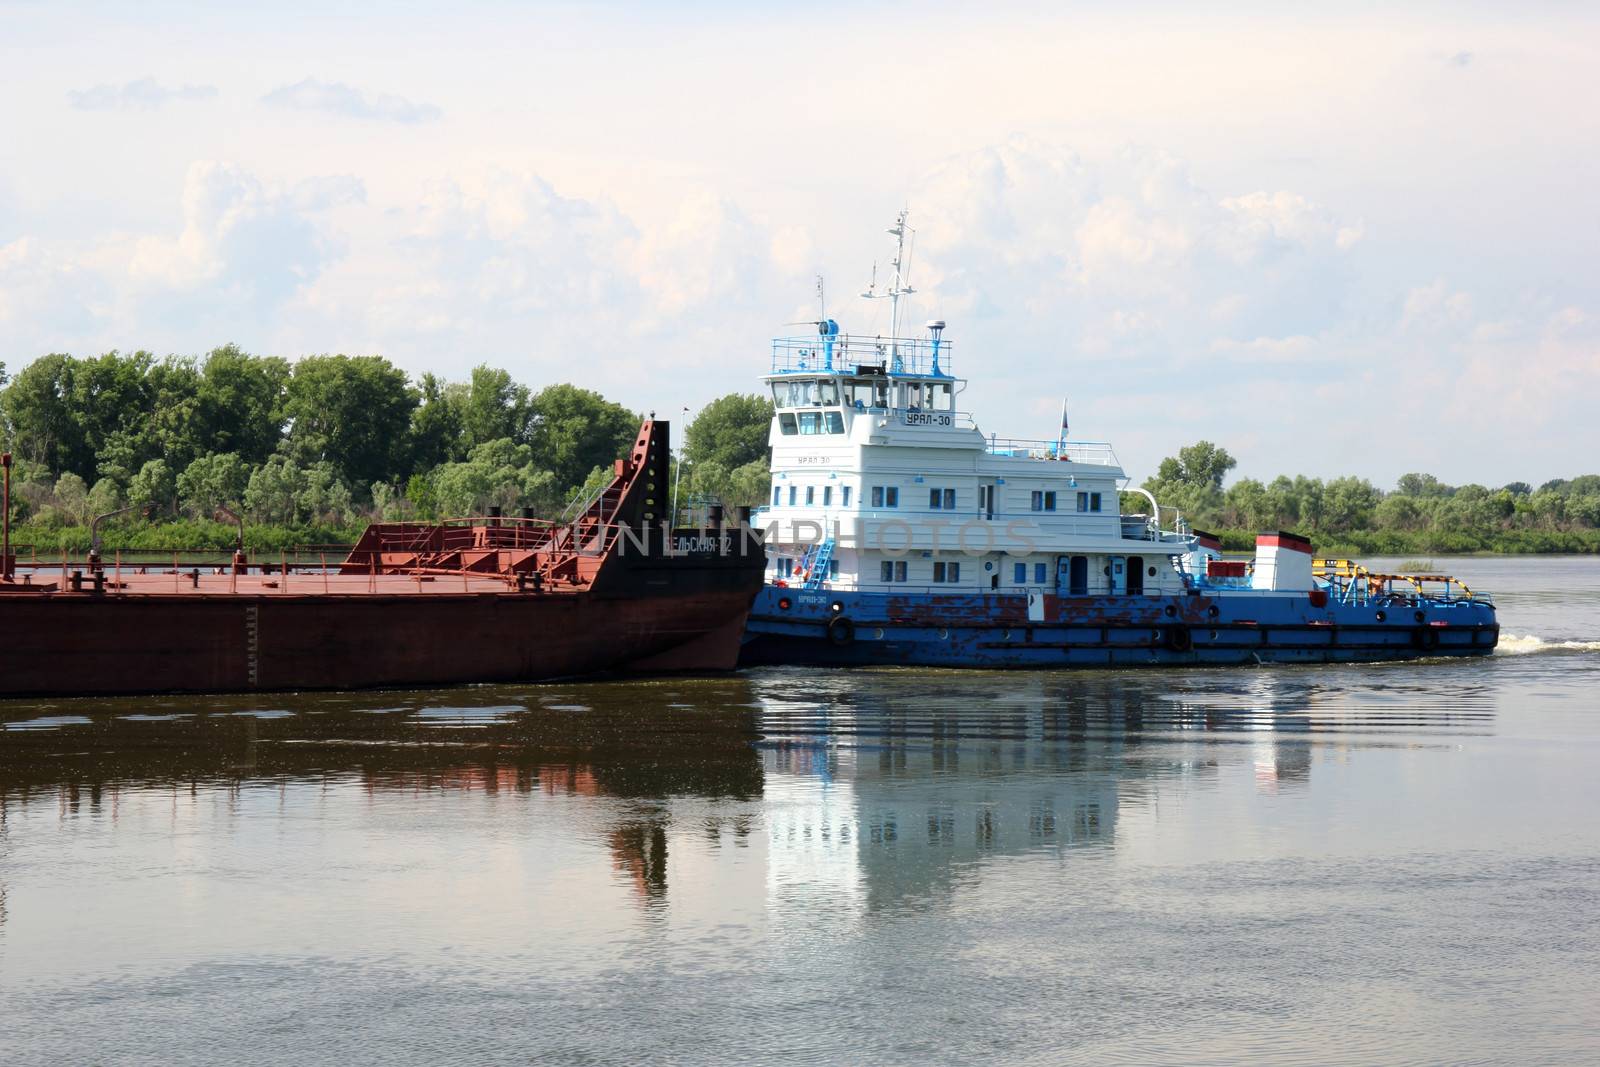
755;216;1192;601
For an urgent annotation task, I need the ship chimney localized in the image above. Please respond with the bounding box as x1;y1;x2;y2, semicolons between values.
1251;531;1314;591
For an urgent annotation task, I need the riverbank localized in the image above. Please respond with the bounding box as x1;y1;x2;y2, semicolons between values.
11;518;1600;556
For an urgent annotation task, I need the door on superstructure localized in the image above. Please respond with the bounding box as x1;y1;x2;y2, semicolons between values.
1055;556;1071;597
1127;556;1144;595
1109;556;1125;595
1069;555;1089;596
979;483;996;520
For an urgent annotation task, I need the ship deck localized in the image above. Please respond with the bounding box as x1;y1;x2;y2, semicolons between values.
1;567;562;598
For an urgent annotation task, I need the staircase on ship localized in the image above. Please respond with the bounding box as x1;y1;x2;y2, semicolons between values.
338;419;669;588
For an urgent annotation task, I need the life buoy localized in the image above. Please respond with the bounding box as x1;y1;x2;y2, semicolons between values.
827;616;856;646
1412;627;1439;652
1165;626;1193;653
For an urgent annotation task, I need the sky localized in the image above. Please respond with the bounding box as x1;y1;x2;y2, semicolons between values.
2;1;1597;487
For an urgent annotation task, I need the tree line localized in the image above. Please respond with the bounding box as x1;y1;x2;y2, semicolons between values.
1141;441;1600;554
4;345;1593;555
0;347;764;550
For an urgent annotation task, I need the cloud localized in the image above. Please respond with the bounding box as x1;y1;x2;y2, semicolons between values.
261;79;441;123
68;78;217;110
1448;51;1474;67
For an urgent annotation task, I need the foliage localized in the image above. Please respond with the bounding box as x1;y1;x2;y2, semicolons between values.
1146;440;1600;554
685;394;774;472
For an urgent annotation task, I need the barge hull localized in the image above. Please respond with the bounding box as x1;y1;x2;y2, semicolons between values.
0;588;754;696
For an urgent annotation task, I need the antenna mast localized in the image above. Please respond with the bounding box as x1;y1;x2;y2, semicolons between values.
861;210;915;370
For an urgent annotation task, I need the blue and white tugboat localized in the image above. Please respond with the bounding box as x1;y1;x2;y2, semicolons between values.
739;214;1499;668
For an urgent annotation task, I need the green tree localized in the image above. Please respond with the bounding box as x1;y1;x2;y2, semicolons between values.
177;453;248;515
463;365;534;450
1155;440;1237;491
54;472;91;525
1397;472;1449;498
195;345;290;464
409;373;467;471
1;354;84;474
127;459;177;514
284;355;418;487
685;394;774;471
528;384;639;495
405;472;439;520
244;455;307;525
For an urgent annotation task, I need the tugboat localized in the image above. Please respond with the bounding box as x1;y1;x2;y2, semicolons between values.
739;215;1498;667
0;419;766;696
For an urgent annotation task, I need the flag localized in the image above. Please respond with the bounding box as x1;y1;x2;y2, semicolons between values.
1058;396;1069;451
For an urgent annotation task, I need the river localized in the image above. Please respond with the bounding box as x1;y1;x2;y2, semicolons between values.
2;556;1597;1065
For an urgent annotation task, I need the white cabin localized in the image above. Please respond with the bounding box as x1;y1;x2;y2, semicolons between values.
755;324;1193;598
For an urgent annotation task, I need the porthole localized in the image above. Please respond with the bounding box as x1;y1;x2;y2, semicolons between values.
778;597;792;611
1147;566;1157;577
939;628;950;640
1414;610;1426;623
1001;629;1012;640
830;601;844;613
1208;629;1218;640
1164;605;1177;618
1207;604;1220;619
1375;610;1387;622
873;627;885;640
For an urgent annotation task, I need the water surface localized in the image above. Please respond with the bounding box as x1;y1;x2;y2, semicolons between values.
2;556;1598;1065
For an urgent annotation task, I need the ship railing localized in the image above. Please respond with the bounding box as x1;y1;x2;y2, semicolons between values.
770;335;954;377
984;438;1120;466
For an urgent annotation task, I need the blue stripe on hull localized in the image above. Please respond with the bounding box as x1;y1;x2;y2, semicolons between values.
740;586;1498;668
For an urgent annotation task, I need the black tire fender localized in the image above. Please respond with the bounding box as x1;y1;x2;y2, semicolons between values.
1412;626;1439;651
826;616;856;647
1165;626;1193;653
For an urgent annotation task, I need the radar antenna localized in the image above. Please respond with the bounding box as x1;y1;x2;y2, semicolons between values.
861;210;915;371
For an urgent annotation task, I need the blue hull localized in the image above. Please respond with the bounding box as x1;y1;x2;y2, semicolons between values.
740;586;1499;668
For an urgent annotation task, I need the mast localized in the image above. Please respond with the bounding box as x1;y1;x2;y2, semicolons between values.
861;210;915;370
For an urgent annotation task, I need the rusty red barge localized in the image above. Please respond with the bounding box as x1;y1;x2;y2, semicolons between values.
0;420;764;696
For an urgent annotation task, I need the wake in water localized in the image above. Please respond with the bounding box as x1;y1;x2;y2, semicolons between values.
1495;633;1600;655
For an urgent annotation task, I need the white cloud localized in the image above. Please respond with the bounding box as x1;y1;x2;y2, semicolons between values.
68;78;217;110
261;79;440;123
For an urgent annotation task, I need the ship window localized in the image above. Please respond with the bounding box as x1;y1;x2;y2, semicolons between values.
805;486;814;505
842;486;853;507
933;561;961;583
1014;563;1027;583
880;560;908;583
872;486;898;508
828;559;839;579
1076;491;1089;512
826;411;845;434
1035;563;1048;584
872;486;882;507
772;485;780;506
1090;492;1102;512
929;487;955;510
1031;490;1055;512
776;556;791;576
1044;491;1056;511
798;411;822;435
788;486;796;506
778;412;798;435
934;382;953;409
823;486;833;506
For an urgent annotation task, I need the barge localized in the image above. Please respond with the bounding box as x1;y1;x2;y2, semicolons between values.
0;419;765;696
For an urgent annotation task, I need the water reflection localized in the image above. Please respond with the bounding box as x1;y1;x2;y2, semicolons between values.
5;563;1597;1066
